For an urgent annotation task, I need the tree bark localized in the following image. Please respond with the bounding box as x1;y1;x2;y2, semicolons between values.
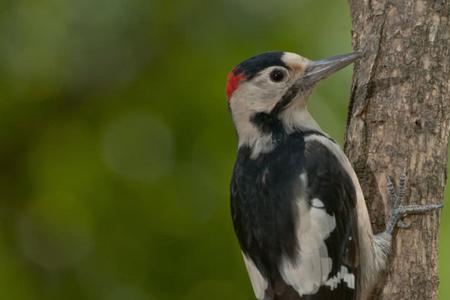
345;0;450;299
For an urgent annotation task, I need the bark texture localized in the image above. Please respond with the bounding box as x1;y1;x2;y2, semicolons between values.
345;0;450;299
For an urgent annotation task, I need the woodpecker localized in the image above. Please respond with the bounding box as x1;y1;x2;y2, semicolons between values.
226;51;442;300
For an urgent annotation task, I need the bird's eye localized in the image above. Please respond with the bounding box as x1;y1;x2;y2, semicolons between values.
269;69;286;82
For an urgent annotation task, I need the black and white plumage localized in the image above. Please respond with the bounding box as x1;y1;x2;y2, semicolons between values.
226;51;441;300
231;130;359;299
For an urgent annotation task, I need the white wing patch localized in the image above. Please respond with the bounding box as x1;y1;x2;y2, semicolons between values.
243;253;268;300
304;134;380;295
325;265;355;290
311;198;325;208
279;197;338;296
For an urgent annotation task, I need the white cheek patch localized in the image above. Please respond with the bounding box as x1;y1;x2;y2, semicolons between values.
279;198;337;296
230;97;275;159
242;254;268;300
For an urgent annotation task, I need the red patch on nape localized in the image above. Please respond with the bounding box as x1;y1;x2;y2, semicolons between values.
226;70;245;101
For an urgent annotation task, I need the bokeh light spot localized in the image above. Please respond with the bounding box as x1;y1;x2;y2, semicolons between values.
106;285;151;300
103;113;175;182
16;213;92;271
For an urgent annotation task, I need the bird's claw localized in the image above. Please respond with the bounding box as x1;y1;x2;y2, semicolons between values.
385;171;443;235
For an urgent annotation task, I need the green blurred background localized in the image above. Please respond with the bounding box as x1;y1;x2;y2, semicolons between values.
0;0;448;299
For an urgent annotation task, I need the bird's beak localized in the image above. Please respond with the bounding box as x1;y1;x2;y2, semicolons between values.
303;52;362;85
270;52;362;116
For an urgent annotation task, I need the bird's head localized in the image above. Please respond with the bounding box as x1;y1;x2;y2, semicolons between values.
226;51;360;154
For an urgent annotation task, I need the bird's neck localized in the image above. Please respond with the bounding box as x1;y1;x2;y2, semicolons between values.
279;106;324;135
236;107;326;159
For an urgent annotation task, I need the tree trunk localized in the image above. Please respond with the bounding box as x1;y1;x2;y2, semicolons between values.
345;0;450;299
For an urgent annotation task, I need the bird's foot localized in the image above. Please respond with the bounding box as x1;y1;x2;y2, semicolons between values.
384;172;443;235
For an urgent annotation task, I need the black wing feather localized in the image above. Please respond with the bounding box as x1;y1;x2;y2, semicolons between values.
302;139;360;299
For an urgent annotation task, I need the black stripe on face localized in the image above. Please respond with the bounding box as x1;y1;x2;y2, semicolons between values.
234;52;287;80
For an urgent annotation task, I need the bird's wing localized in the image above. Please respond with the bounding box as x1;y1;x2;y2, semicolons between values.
277;134;360;300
